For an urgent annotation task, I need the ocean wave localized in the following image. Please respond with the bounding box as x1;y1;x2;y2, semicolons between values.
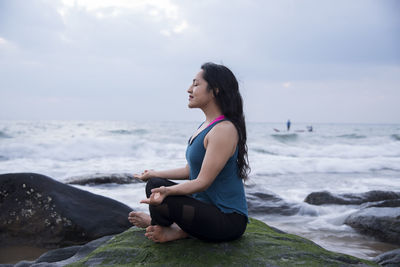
0;155;8;161
0;131;12;138
251;155;400;177
271;133;298;142
337;134;367;139
108;129;148;135
252;148;279;155
249;143;400;160
296;203;319;216
391;134;400;141
370;167;400;173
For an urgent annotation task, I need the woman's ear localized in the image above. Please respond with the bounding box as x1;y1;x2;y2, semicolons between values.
214;88;219;95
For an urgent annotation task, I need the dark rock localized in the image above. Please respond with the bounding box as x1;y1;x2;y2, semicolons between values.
305;190;400;206
34;245;81;263
246;190;301;216
345;207;400;245
0;173;133;248
66;218;377;266
13;261;33;267
54;235;113;265
374;248;400;266
362;199;400;208
65;173;142;185
13;261;34;267
7;235;113;267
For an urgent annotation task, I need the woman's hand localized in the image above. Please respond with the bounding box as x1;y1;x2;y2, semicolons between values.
134;169;156;181
140;186;168;205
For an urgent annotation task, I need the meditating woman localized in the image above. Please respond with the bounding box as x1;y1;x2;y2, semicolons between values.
128;62;249;243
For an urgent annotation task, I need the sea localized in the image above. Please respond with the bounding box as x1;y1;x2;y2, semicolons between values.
1;120;399;260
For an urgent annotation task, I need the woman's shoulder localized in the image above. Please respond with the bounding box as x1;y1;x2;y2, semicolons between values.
215;120;235;129
204;120;238;152
209;120;238;139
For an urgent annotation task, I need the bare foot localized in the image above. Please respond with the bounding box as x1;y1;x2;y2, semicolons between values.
145;223;188;243
128;211;151;228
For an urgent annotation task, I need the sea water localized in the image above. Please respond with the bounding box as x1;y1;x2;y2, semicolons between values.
1;120;399;259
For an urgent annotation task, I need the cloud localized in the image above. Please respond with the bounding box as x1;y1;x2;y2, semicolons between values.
282;82;291;88
0;0;399;123
178;0;400;65
58;0;188;36
0;0;64;51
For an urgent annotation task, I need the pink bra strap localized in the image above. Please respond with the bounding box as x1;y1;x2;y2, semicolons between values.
207;115;226;128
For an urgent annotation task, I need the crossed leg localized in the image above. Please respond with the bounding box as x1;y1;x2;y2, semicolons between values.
128;178;189;242
128;177;246;243
145;223;188;243
128;211;188;243
128;211;151;228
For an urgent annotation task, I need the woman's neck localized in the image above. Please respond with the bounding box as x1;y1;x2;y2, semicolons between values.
202;104;223;125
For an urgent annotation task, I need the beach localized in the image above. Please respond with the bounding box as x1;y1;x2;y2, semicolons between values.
1;120;399;262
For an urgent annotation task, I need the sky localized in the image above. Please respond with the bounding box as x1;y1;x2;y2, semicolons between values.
0;0;399;123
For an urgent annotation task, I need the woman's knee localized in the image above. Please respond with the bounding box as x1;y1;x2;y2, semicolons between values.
146;177;165;188
145;177;171;197
149;202;173;226
146;178;161;197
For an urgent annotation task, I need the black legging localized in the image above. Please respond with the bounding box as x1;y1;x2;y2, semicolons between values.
146;177;247;242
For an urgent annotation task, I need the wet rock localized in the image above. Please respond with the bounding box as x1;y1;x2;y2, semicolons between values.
0;173;133;248
66;218;377;266
65;173;142;185
344;207;400;245
362;199;400;208
246;190;301;216
9;235;113;267
304;190;400;206
374;248;400;267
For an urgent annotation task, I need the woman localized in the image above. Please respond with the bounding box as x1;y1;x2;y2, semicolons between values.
128;62;249;243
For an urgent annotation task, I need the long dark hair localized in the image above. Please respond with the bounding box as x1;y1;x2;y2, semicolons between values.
201;62;250;180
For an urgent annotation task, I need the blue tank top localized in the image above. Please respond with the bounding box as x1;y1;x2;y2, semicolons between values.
185;120;248;218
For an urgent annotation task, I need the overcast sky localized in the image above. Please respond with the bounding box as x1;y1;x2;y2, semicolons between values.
0;0;399;123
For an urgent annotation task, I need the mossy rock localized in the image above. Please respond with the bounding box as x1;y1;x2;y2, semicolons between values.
67;218;378;267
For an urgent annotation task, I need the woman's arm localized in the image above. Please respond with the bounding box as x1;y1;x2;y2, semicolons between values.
134;165;190;181
142;122;238;204
153;165;190;180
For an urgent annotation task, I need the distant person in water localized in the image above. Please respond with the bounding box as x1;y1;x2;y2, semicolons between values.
287;120;291;131
128;62;249;243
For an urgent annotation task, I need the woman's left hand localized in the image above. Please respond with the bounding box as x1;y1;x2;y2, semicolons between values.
140;186;168;205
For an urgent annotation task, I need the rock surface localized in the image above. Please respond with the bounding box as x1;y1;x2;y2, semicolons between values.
304;190;400;206
362;199;400;208
344;207;400;245
0;173;133;248
246;190;302;216
304;190;400;246
3;236;113;267
374;248;400;267
65;173;142;185
65;218;377;267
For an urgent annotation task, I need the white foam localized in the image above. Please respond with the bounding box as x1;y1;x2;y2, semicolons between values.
72;183;148;212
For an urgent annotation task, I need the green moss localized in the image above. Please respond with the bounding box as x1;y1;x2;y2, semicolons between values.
67;218;378;267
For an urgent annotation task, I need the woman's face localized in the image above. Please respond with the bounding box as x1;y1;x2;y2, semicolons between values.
187;70;215;109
